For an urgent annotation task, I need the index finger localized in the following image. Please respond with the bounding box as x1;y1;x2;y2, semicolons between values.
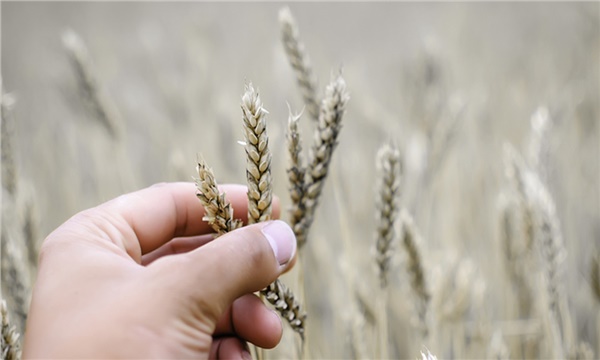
101;182;280;255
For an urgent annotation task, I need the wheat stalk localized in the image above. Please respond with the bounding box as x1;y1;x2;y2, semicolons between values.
399;209;430;339
279;7;320;122
194;158;243;236
239;84;306;344
1;300;21;360
374;142;402;289
241;83;272;224
62;29;121;139
292;74;349;249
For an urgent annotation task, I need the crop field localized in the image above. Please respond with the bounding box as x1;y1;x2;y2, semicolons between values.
1;2;599;359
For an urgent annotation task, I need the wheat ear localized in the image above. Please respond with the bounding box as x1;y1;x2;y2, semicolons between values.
374;142;402;288
279;7;320;122
241;83;272;224
62;29;121;139
399;209;430;339
292;74;349;248
194;159;243;236
262;280;307;340
1;89;17;195
240;84;306;341
286;106;306;241
1;300;21;360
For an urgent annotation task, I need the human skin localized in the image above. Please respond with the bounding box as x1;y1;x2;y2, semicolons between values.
23;182;297;359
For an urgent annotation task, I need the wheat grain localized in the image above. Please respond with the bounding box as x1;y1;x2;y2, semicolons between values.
399;209;430;339
1;300;21;360
241;83;272;224
194;158;243;236
293;74;349;248
279;7;320;122
374;142;402;288
62;29;121;139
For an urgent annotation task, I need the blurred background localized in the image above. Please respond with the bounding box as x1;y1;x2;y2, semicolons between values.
2;2;599;359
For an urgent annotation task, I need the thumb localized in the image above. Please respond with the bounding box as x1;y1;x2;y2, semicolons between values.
158;220;296;321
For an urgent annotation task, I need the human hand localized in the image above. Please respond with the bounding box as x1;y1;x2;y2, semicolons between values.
23;182;296;359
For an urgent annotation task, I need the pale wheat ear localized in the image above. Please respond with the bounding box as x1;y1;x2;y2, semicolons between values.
1;299;22;360
194;157;242;236
279;6;320;122
240;83;306;343
61;28;121;139
241;83;272;224
374;142;402;289
399;208;430;340
292;73;349;249
1;88;17;195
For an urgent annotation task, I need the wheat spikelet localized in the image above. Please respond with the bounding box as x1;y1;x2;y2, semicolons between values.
399;209;430;338
1;89;17;195
1;300;21;360
194;159;243;236
293;74;349;248
286;106;307;240
241;83;272;224
62;29;121;139
279;7;320;122
374;142;402;288
261;279;307;341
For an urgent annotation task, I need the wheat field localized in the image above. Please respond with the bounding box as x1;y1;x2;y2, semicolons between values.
2;2;599;359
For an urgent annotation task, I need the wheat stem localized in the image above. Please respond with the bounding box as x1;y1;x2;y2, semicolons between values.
1;89;17;195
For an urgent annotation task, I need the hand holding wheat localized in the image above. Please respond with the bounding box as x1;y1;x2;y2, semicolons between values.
23;183;296;358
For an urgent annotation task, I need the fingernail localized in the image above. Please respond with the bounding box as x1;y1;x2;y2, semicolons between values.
262;220;296;266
